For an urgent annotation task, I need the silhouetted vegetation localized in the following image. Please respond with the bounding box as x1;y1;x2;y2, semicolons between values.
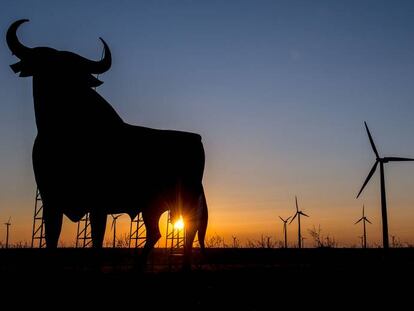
206;233;226;248
308;225;337;248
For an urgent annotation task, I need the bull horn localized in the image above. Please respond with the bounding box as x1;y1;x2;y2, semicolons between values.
81;37;112;74
7;19;31;58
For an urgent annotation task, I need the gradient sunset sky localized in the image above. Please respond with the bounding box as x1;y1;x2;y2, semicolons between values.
1;0;414;247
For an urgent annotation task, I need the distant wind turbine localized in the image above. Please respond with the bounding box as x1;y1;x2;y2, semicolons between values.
289;196;309;249
358;236;364;248
279;216;291;248
110;214;121;248
232;236;239;248
4;217;11;249
356;122;414;249
354;205;372;248
391;235;399;247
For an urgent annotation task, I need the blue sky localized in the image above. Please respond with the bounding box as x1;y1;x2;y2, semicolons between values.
1;1;414;246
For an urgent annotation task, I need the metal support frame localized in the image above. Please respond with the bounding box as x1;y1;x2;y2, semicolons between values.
76;213;92;248
165;211;186;270
31;188;46;248
165;211;185;252
129;213;146;248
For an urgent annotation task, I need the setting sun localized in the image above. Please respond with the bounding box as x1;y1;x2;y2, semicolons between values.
174;216;185;230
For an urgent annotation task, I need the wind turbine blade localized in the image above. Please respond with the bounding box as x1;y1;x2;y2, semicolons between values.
365;218;372;224
289;213;297;224
7;217;11;223
356;161;378;198
286;216;292;221
279;216;284;222
295;196;299;212
383;157;414;162
364;122;379;158
362;204;365;217
354;218;363;225
300;212;309;217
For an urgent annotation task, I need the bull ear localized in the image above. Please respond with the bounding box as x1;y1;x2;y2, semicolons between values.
85;74;103;88
10;60;32;76
10;61;22;73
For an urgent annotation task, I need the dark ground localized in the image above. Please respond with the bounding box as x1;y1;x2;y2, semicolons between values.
1;248;413;308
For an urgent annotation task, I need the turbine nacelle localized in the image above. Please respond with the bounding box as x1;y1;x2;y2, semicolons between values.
279;216;291;224
110;214;121;230
356;122;414;199
354;217;372;225
355;205;372;225
289;196;310;224
4;217;11;226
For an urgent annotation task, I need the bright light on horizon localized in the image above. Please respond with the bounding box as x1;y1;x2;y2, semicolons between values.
174;216;184;230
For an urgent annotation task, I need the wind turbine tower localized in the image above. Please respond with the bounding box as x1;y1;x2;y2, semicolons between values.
289;196;309;249
279;216;291;248
4;217;11;249
357;122;414;249
354;205;372;248
110;214;121;248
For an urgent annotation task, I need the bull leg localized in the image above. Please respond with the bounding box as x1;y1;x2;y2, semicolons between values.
198;187;208;252
90;212;107;248
44;205;63;248
182;187;204;271
184;222;197;271
140;211;161;268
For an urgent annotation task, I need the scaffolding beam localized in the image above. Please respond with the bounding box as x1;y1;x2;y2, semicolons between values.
165;211;186;270
76;213;92;248
129;213;146;248
165;211;185;251
31;188;46;248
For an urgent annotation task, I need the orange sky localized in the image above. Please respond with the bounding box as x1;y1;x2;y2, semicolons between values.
3;168;414;248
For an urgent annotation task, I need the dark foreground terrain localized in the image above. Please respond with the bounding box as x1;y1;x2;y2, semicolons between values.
1;248;413;308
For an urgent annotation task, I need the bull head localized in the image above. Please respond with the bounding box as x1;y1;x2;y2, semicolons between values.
7;19;111;87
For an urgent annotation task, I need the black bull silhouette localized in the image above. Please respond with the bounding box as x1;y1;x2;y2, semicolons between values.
7;19;208;265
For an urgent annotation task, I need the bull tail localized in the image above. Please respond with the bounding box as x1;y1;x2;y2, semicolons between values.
198;186;208;254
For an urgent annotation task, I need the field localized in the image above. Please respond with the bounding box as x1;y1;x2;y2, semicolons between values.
1;248;413;307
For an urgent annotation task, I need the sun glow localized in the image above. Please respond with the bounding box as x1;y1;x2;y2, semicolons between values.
174;216;185;230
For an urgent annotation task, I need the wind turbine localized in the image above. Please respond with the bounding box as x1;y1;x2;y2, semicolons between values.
110;214;121;248
278;216;291;248
4;217;11;249
232;236;238;248
358;236;364;248
356;122;414;249
354;205;372;248
289;196;309;249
